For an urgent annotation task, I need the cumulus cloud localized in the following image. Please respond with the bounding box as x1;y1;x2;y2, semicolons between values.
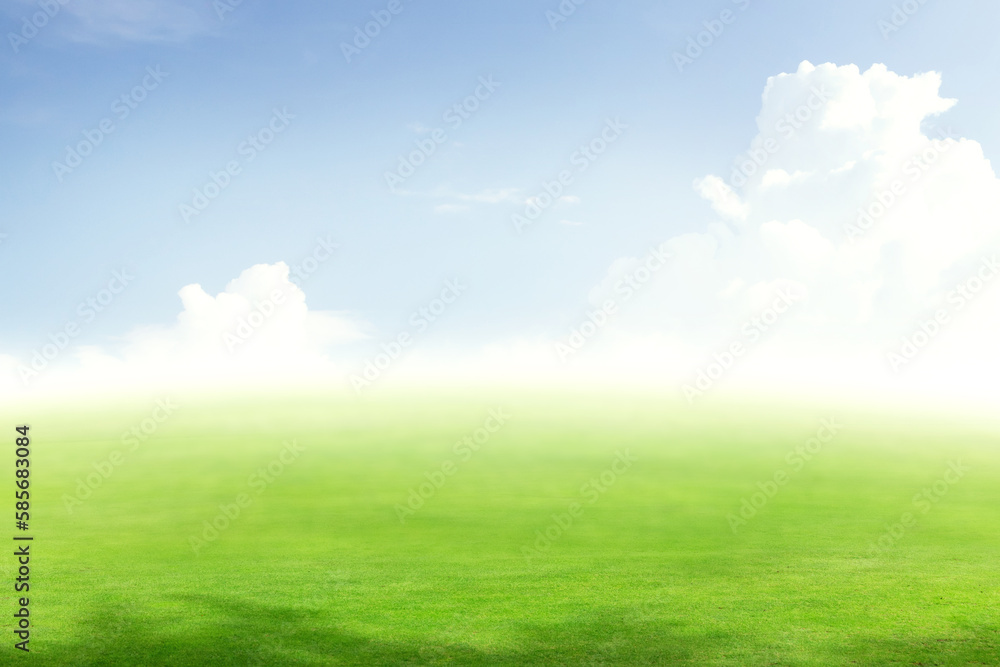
15;263;368;396
574;61;1000;401
695;175;749;221
132;262;365;359
9;61;999;407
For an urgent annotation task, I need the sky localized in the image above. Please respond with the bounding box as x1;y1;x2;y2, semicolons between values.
2;0;1000;405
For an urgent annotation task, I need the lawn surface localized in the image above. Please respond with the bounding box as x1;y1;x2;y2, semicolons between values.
7;392;1000;665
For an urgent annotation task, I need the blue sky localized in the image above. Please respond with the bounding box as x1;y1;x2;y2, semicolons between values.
2;0;1000;400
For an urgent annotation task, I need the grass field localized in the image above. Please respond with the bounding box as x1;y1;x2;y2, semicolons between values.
10;392;1000;665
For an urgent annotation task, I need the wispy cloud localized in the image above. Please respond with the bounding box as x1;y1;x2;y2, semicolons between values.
451;187;521;204
8;0;216;45
395;186;522;206
434;203;470;214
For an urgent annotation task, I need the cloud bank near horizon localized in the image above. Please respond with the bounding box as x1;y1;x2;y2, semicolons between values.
4;61;999;405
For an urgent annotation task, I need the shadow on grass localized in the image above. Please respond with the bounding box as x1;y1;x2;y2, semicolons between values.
41;593;704;666
37;593;1000;666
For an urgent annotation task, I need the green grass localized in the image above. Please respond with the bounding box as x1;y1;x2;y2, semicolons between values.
9;392;1000;665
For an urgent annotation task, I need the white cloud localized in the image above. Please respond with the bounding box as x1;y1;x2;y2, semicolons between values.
135;262;365;358
8;61;1000;410
694;175;749;222
760;169;811;188
434;203;470;214
10;263;368;396
452;188;521;204
381;62;1000;410
397;186;521;206
575;61;1000;401
52;0;212;44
